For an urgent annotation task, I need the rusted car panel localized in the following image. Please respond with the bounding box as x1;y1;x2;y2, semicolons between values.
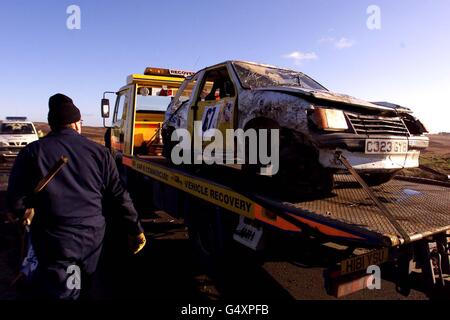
238;90;312;132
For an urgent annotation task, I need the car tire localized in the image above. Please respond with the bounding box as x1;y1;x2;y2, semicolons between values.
242;119;279;176
360;172;397;186
276;137;335;196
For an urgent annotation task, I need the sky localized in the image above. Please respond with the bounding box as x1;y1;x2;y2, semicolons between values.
0;0;449;132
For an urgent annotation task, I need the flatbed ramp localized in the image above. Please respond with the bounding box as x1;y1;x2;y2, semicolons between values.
127;156;450;296
281;175;450;245
129;156;450;247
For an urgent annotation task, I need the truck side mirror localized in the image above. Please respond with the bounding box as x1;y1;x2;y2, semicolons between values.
101;99;110;118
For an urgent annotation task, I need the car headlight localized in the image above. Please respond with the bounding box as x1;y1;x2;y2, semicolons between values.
311;108;349;131
0;140;8;147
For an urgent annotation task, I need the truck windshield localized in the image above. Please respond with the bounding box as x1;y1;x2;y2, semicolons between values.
136;95;173;112
0;123;35;134
232;61;327;91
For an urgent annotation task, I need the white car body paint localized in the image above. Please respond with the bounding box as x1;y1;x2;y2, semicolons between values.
0;121;39;158
319;148;420;170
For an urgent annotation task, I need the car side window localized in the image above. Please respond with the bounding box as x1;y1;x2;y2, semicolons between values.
197;67;236;102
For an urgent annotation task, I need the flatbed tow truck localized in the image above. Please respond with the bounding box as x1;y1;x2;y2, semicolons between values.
101;67;450;298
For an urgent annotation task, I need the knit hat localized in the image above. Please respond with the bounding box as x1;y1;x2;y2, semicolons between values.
48;93;81;127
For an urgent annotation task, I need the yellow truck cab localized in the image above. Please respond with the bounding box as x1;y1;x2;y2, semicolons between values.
101;67;193;162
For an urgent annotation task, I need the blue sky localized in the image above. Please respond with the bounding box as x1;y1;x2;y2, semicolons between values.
0;0;449;132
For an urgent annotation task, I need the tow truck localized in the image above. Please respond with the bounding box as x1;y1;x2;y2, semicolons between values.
102;66;450;298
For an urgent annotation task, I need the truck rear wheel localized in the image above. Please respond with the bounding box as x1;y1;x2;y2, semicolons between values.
184;198;238;275
242;123;334;196
242;119;279;176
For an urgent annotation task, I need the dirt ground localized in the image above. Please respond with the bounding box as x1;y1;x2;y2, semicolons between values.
424;134;450;156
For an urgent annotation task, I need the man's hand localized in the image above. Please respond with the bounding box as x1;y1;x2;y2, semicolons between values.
23;208;35;226
128;232;147;255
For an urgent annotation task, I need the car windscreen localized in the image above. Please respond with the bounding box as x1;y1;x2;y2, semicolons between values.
232;61;327;91
0;123;35;134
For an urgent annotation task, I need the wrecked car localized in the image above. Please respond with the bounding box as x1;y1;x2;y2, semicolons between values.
162;61;429;193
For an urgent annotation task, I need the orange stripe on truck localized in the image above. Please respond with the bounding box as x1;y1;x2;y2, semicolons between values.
255;207;363;239
254;206;302;232
288;214;364;239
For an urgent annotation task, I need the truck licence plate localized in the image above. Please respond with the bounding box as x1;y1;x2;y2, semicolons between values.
365;139;408;154
340;248;389;275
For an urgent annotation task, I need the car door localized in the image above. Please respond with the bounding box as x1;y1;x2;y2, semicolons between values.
191;64;237;160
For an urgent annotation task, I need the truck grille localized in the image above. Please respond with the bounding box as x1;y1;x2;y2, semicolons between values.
346;113;410;136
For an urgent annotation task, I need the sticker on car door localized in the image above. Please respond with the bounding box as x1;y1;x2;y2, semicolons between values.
201;105;220;132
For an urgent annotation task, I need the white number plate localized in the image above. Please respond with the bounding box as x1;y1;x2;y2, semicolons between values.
233;216;265;251
365;139;408;154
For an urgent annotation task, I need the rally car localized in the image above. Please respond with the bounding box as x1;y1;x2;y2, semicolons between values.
0;117;39;161
162;61;429;193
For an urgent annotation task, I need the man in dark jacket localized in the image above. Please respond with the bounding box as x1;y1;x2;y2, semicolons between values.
7;93;146;299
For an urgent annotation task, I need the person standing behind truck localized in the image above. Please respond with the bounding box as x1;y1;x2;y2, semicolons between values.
7;93;146;299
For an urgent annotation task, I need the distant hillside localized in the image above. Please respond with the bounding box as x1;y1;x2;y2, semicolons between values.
423;134;450;156
34;122;106;145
